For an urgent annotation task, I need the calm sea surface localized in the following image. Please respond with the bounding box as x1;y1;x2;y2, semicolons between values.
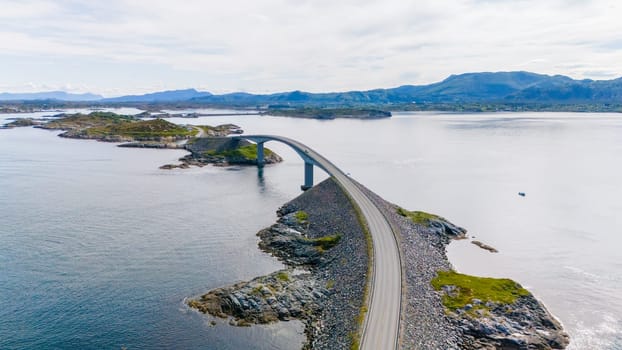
1;110;621;349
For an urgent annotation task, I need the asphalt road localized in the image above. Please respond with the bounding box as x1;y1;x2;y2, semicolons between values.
192;126;206;137
242;135;401;350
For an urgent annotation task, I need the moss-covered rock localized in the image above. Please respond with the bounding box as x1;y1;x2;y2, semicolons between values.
188;269;325;325
432;270;569;349
175;137;282;167
397;207;467;241
432;270;529;313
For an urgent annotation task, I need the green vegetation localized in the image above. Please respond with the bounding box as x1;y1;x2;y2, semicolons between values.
196;124;242;136
294;210;309;223
43;112;197;140
276;271;290;282
349;333;360;350
311;234;342;250
187;137;281;165
326;280;335;289
250;285;265;296
203;144;273;160
84;118;196;139
397;207;443;226
431;270;530;314
303;233;342;253
44;112;134;130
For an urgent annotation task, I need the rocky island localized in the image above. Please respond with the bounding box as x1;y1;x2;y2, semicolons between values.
188;179;569;349
2;118;42;128
3;112;283;168
40;112;197;142
263;107;391;120
161;136;282;169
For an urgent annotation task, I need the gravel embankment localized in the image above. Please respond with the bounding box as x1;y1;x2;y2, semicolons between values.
360;182;568;350
190;176;567;349
359;185;462;349
277;178;368;349
188;178;368;350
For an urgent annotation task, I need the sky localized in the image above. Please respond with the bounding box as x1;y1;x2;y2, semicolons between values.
0;0;621;96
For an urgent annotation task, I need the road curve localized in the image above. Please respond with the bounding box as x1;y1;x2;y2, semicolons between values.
192;126;206;137
240;135;401;350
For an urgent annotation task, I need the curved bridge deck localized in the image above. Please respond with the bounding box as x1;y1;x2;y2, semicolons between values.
235;135;402;350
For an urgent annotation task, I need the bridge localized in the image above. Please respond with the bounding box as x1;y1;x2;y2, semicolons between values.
233;135;402;350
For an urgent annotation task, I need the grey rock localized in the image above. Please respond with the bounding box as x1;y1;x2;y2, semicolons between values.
188;178;367;349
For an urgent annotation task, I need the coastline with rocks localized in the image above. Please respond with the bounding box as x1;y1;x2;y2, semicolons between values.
362;186;569;349
189;178;569;349
160;136;282;169
188;178;368;349
2;112;283;169
2;113;569;349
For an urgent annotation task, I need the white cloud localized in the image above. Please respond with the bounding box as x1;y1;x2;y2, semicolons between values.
0;0;620;95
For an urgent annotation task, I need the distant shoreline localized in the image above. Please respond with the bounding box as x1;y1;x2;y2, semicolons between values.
2;103;622;117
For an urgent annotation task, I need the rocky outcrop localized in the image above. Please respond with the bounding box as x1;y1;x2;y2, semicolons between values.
188;175;568;350
38;113;197;143
363;188;568;350
449;294;569;350
257;223;326;266
188;178;368;349
33;111;264;168
188;269;327;326
2;118;41;128
161;137;282;168
471;240;499;253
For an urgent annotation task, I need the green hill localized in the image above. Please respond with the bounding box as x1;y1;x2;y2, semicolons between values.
42;112;196;141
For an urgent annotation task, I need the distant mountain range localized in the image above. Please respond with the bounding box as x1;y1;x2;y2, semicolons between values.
1;72;621;105
0;91;103;101
101;88;211;102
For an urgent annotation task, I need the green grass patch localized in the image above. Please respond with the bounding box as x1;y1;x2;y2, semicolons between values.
326;280;335;289
45;112;135;130
431;270;530;312
312;234;342;250
222;144;258;159
276;271;290;282
250;285;264;296
198;142;276;161
349;333;360;350
215;144;274;160
47;113;197;139
305;233;342;253
294;210;309;223
397;207;443;226
98;118;196;138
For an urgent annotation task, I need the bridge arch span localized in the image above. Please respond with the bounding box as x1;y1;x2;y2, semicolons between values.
232;134;402;350
233;135;327;190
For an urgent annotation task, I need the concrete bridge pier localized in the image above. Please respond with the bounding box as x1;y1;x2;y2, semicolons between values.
256;141;265;167
243;135;316;191
301;161;313;191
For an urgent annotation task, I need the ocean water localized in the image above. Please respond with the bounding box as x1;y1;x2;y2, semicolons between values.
0;124;304;349
1;110;621;349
